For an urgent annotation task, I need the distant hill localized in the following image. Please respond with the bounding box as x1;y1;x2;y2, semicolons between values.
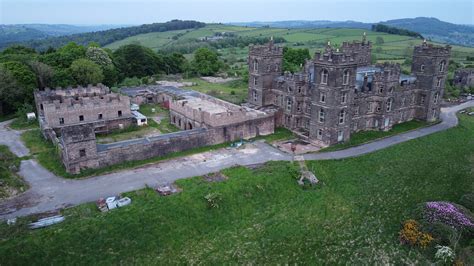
230;17;474;47
0;24;124;49
3;20;206;51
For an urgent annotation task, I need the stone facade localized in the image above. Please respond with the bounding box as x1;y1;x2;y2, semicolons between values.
248;38;450;146
453;68;474;89
35;84;134;136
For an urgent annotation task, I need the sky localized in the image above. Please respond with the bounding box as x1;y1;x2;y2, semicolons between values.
1;0;473;25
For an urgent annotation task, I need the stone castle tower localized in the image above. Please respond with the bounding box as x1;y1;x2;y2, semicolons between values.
412;41;451;121
309;44;358;145
248;39;283;107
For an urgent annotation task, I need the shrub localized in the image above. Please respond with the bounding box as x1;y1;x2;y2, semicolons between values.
204;192;222;209
424;202;474;230
460;193;474;212
434;245;455;264
399;219;434;248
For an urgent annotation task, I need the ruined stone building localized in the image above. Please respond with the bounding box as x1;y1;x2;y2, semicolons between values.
248;37;450;146
453;68;474;89
35;84;134;135
36;84;274;173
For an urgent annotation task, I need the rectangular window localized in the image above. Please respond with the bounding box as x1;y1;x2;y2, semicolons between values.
59;117;64;125
286;98;292;111
341;92;347;104
79;149;86;157
434;93;439;104
253;90;258;102
320;92;326;103
436;78;442;88
317;129;323;140
319;108;325;123
386;99;393;112
339;110;346;124
297;102;301;112
98;113;103;120
254;77;258;86
421;96;425;104
79;115;84;121
118;110;122;117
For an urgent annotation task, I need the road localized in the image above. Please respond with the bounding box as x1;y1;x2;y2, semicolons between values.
1;101;473;220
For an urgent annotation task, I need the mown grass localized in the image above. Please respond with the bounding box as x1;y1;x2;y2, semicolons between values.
2;112;473;264
182;78;248;104
320;119;432;152
0;145;27;199
8;117;39;130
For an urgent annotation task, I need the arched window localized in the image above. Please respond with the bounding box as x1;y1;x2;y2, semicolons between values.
436;78;442;88
339;109;346;124
253;59;258;72
254;76;258;86
386;98;393;112
341;92;347;104
321;69;329;85
439;61;446;72
342;69;350;85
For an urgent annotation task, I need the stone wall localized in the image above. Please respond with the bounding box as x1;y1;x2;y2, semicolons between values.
60;115;274;173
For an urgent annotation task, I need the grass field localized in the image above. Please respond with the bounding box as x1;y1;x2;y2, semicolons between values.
0;145;27;199
182;78;248;104
2;111;473;264
105;24;474;64
320;119;431;152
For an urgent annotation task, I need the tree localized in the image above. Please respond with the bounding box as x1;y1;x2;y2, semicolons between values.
192;47;221;76
0;65;21;116
113;44;163;79
376;36;385;45
69;58;104;86
282;47;311;73
29;61;54;89
86;46;113;67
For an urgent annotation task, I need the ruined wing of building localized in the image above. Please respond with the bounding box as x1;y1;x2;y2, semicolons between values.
247;36;450;146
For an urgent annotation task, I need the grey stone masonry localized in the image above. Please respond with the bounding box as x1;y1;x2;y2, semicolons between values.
248;36;451;147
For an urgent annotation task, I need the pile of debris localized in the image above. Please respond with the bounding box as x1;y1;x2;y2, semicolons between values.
155;184;180;196
28;215;65;229
203;172;228;182
96;196;132;212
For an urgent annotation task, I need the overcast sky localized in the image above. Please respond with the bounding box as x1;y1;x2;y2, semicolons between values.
1;0;473;25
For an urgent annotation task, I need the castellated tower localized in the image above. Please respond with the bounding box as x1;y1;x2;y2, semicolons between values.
341;32;372;67
248;39;283;107
309;44;358;146
412;41;451;122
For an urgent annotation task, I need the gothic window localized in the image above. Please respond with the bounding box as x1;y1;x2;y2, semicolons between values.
341;92;347;104
253;59;258;72
354;106;359;115
297;87;302;93
320;92;326;103
436;78;442;88
253;90;258;102
317;129;323;140
439;60;446;72
98;113;103;120
288;86;293;93
376;103;381;112
254;76;258;86
379;87;384;94
321;69;329;85
339;109;346;124
434;92;439;104
286;98;292;111
386;98;393;112
342;69;350;85
297;102;301;112
401;97;406;107
319;108;325;123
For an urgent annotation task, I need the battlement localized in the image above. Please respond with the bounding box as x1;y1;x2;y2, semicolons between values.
280;71;307;82
35;84;110;103
314;48;355;65
413;42;451;57
372;62;402;82
341;40;372;50
249;41;284;57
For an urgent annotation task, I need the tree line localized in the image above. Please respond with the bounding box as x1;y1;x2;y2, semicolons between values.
0;41;226;117
371;24;424;39
17;20;206;51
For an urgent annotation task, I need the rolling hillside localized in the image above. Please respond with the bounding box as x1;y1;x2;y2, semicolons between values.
105;24;474;66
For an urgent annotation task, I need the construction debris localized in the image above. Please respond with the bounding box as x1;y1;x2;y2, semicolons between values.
96;196;132;212
29;215;65;229
156;184;180;196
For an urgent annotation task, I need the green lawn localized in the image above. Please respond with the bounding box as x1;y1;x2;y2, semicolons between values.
321;119;432;152
2;111;473;264
0;145;27;199
182;78;248;104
